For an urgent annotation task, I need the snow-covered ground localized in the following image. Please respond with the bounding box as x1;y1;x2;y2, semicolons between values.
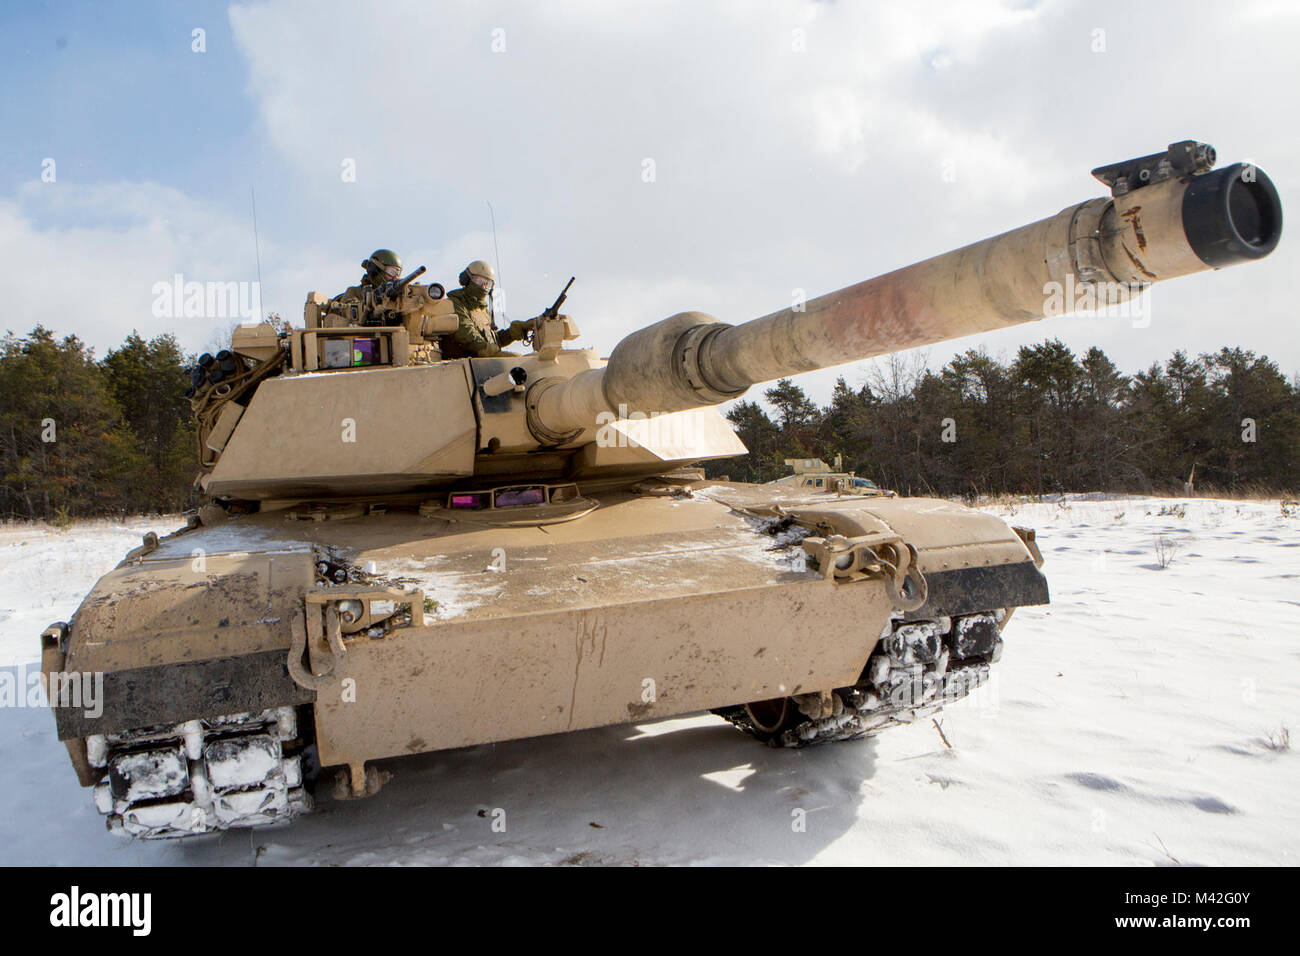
1;496;1296;865
0;516;180;669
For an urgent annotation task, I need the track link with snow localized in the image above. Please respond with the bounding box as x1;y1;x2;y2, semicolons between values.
85;706;311;838
714;612;999;747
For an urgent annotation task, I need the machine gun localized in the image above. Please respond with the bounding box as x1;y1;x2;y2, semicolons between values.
541;276;575;321
319;264;447;329
363;265;443;325
373;266;430;307
515;276;577;355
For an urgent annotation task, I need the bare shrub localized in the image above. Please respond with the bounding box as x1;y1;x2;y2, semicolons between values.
1263;725;1291;752
1154;535;1180;569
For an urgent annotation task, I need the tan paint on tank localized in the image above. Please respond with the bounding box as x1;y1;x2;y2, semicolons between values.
66;550;315;672
311;575;890;771
207;361;479;498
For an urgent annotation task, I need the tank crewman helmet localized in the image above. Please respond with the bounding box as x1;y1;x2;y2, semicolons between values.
458;259;496;294
363;249;403;283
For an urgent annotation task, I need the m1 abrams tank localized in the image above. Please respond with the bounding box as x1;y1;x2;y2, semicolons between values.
42;141;1282;838
767;457;892;497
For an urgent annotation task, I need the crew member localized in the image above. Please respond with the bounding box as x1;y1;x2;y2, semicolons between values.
330;249;404;327
442;260;532;358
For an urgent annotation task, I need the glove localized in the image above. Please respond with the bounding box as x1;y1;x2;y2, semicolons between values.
507;319;533;342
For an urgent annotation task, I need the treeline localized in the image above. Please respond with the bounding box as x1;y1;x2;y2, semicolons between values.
709;341;1300;498
1;327;196;520
2;328;1296;520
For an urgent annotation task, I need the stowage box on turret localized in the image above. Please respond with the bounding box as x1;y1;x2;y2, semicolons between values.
42;142;1282;837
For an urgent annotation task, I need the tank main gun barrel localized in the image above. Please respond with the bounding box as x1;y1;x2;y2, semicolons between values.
528;142;1281;443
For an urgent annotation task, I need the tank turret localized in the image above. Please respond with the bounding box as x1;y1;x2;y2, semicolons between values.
193;141;1280;502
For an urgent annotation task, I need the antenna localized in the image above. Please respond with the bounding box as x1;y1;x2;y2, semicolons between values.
251;186;265;320
486;200;503;286
486;200;503;321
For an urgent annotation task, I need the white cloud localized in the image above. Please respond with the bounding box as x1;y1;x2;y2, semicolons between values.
5;0;1298;399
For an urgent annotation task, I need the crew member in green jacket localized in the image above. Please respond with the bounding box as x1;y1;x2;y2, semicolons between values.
442;260;532;358
330;249;405;327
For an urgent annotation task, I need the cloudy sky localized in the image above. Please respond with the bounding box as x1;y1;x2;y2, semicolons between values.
3;0;1297;403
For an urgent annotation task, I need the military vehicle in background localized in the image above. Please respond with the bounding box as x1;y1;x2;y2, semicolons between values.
41;141;1281;837
767;456;893;497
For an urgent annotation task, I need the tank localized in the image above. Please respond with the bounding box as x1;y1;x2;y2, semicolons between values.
767;457;892;497
40;141;1283;837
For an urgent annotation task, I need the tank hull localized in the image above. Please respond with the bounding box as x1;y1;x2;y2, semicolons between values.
45;482;1046;832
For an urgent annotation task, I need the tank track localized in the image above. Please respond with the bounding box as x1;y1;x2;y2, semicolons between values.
85;706;311;838
713;612;1000;748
